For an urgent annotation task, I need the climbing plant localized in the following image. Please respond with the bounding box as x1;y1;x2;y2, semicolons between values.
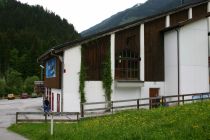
79;47;86;103
102;46;113;103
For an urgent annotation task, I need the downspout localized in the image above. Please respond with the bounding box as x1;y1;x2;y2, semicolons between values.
175;28;180;105
208;18;210;92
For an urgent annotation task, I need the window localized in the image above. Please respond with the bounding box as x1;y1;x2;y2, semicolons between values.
115;49;140;80
115;36;140;80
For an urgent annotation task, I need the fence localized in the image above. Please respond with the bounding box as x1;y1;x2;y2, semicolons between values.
80;92;210;117
16;112;79;123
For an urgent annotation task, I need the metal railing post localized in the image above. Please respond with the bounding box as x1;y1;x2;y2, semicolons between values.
137;99;140;110
45;113;47;122
50;113;54;135
161;96;164;106
80;103;84;118
182;95;184;104
16;112;18;124
77;113;79;121
111;101;113;114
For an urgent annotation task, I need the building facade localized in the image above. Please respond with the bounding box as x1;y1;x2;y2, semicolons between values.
38;0;210;112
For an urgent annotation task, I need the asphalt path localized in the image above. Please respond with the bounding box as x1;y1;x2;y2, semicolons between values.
0;97;43;140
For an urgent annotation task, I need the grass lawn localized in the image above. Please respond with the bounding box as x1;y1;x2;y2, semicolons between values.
9;101;210;140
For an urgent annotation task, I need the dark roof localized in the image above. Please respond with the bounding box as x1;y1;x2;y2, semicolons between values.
81;0;207;37
37;0;209;62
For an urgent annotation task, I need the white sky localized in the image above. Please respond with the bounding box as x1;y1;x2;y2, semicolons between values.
17;0;147;32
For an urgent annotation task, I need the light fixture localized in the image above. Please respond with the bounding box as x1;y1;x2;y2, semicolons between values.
40;65;45;69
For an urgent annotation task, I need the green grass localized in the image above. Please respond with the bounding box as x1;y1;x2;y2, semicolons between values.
9;101;210;140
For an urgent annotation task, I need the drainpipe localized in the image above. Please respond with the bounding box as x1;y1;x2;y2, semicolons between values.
208;18;210;92
175;28;180;105
50;49;64;112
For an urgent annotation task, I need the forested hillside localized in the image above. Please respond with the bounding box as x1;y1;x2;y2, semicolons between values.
0;0;80;78
81;0;206;37
0;0;79;96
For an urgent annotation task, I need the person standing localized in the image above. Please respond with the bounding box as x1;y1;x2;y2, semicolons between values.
44;97;50;115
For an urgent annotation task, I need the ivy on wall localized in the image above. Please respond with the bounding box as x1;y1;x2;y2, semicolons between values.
79;47;86;103
79;45;112;104
102;46;113;102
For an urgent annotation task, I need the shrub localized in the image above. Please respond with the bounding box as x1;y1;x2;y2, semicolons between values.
24;76;39;94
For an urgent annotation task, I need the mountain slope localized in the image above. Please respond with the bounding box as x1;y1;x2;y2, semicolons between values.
0;0;80;78
81;0;206;37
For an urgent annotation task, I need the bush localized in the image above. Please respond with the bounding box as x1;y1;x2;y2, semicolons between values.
24;76;39;94
5;69;23;94
0;78;6;97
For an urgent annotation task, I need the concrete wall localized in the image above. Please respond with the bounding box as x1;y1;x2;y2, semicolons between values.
164;18;209;98
112;82;165;109
179;18;209;94
63;45;81;112
164;30;178;96
51;88;61;112
84;81;105;110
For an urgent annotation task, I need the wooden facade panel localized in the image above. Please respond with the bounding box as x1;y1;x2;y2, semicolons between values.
44;57;62;89
83;36;110;81
192;3;207;20
115;26;140;54
115;26;140;80
170;10;188;26
145;17;165;81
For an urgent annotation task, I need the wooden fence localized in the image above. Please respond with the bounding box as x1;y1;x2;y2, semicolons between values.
16;112;79;123
80;92;210;117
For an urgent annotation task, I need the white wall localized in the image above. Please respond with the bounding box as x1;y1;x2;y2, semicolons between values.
63;45;81;112
140;24;145;81
164;30;178;96
85;81;105;102
82;81;165;110
179;19;209;94
164;19;209;97
111;34;116;103
166;15;170;27
84;81;105;110
112;82;164;109
51;88;61;112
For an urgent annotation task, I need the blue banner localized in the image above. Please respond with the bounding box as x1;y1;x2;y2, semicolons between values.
46;57;56;78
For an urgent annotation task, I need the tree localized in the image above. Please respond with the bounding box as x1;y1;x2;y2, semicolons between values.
24;75;39;94
0;78;6;97
0;0;80;79
5;69;23;94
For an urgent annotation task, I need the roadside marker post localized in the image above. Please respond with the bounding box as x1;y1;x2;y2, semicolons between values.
51;113;54;135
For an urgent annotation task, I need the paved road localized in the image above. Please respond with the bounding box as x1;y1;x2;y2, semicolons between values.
0;97;42;140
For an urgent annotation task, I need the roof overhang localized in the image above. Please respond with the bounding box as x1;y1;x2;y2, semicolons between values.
161;12;209;33
38;0;209;63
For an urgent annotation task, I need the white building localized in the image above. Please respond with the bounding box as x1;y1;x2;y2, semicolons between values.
38;0;210;112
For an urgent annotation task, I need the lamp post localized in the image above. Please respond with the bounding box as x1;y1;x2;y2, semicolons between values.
40;65;44;81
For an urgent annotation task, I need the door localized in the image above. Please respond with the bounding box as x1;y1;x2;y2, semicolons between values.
57;94;60;112
149;88;159;109
49;91;51;109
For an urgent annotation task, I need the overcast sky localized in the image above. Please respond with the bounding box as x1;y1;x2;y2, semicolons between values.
17;0;147;32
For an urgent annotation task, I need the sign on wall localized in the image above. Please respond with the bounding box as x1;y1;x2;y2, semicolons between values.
46;57;56;78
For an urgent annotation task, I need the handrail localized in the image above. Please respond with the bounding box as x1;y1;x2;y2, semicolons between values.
16;112;80;123
80;92;210;117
